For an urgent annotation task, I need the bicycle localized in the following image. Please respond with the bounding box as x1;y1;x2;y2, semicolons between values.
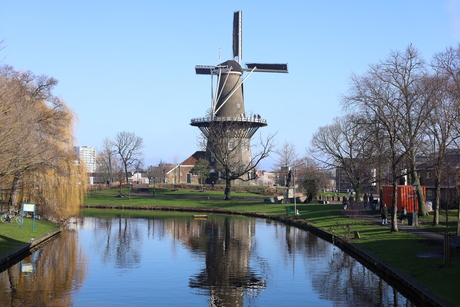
0;210;23;224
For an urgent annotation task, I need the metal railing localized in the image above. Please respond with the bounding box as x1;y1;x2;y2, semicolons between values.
190;116;267;125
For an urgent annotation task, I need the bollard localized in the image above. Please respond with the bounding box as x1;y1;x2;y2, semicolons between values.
285;207;291;216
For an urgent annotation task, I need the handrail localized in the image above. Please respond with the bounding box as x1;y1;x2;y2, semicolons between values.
190;116;267;124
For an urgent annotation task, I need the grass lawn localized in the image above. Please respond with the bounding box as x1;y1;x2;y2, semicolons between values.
84;188;460;305
0;218;59;255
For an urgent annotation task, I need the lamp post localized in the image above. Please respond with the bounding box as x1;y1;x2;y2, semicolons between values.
293;168;297;216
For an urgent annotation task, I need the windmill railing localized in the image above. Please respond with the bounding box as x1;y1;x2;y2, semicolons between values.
190;116;267;125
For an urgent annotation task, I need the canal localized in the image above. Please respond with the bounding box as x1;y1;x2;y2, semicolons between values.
0;211;412;306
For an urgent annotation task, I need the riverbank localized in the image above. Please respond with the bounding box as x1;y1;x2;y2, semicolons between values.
0;216;61;273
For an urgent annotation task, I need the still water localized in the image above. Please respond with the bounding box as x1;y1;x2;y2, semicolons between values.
0;212;411;306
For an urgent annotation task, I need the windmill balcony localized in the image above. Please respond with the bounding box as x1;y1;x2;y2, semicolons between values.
190;116;267;126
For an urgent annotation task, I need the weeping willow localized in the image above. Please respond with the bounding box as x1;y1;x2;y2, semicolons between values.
0;66;87;222
19;157;87;221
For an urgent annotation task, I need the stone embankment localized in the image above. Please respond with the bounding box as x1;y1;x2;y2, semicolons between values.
0;228;61;272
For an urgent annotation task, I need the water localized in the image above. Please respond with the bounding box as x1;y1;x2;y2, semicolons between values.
0;212;411;306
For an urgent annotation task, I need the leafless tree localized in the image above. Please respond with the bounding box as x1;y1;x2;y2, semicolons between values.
273;141;300;186
147;160;172;184
343;45;433;230
310;115;371;201
97;138;117;185
426;46;460;226
113;131;144;186
201;120;275;200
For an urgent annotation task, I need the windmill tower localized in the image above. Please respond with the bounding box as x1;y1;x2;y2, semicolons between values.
191;11;288;183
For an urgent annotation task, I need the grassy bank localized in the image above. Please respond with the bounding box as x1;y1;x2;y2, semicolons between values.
85;188;459;305
0;218;59;255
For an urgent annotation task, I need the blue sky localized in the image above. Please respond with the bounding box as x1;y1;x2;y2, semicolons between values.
1;1;459;170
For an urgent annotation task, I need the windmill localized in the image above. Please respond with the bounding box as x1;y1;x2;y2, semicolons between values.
190;10;288;184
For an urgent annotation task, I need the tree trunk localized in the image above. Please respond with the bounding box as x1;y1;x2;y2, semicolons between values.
391;181;399;232
8;172;22;208
411;164;427;216
416;183;428;216
224;170;232;200
457;190;460;235
433;178;440;226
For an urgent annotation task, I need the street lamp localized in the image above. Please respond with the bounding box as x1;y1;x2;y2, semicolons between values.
293;168;298;216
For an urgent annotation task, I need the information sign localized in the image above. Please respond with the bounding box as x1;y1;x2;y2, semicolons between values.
21;203;36;230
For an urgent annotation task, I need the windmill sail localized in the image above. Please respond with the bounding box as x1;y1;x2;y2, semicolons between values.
245;63;288;73
232;11;242;63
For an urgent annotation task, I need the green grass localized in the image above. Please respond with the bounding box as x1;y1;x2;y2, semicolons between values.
83;189;460;305
417;210;459;234
0;218;58;255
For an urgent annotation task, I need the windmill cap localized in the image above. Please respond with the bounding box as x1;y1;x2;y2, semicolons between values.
218;60;243;73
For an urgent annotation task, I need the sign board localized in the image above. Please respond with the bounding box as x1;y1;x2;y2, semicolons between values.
21;203;36;230
23;203;36;213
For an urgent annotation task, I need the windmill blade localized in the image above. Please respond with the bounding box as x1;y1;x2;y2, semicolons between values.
195;66;214;75
232;10;242;63
245;63;288;73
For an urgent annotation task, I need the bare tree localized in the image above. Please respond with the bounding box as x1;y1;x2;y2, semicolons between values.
201;120;275;200
273;141;300;186
343;45;433;230
426;46;460;226
113;131;144;186
97;138;117;185
310;115;371;201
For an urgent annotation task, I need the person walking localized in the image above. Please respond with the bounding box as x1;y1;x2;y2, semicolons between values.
381;204;388;224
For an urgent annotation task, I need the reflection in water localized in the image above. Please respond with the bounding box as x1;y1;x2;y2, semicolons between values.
0;213;411;306
0;230;87;306
185;217;265;306
267;221;410;306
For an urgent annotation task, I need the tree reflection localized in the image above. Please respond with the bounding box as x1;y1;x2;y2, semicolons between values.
0;230;87;306
179;217;266;306
273;220;408;306
81;216;143;270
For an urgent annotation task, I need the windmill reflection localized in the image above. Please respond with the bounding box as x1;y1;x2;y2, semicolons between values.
172;217;266;306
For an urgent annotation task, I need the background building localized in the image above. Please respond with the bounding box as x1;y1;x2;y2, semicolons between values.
75;146;97;173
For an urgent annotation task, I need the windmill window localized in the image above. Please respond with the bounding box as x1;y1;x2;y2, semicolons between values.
237;103;241;109
228;140;235;150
